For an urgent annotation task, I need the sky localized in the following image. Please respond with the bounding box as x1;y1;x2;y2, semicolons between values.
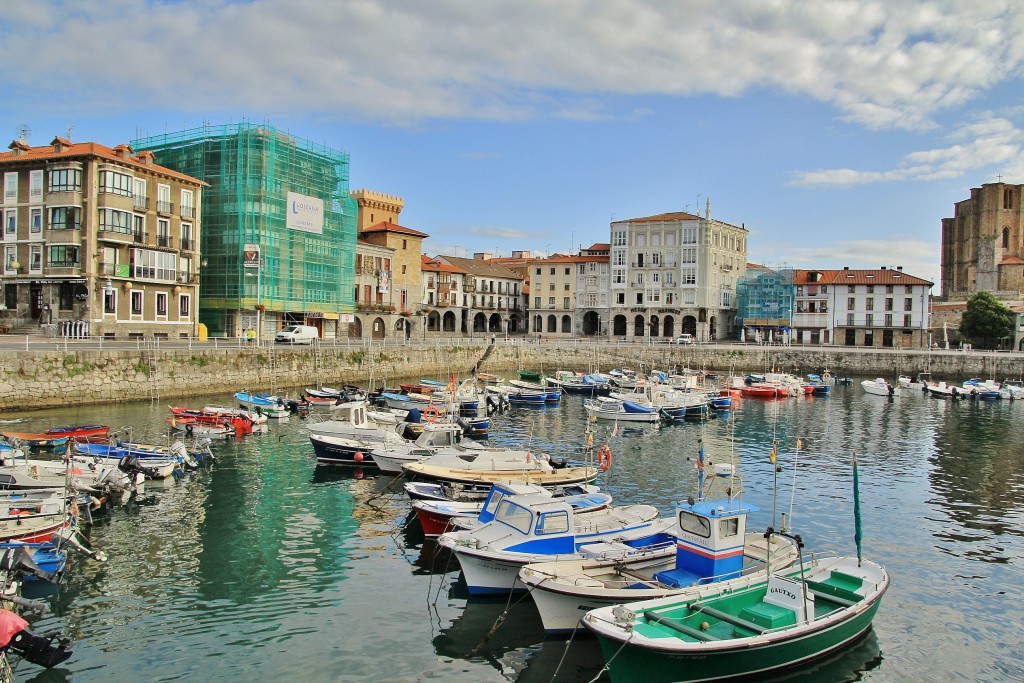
2;1;1023;293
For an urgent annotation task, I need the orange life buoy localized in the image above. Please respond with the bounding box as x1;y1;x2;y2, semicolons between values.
423;406;440;422
598;445;612;472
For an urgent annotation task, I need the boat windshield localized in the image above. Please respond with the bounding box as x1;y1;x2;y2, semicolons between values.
678;510;711;538
535;510;569;535
495;499;534;535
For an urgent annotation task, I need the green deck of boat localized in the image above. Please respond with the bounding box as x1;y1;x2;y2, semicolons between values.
635;572;868;642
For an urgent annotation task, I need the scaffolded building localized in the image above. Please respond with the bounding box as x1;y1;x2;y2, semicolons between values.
133;123;356;339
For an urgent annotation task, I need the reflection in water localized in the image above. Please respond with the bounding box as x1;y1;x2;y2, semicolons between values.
4;384;1022;682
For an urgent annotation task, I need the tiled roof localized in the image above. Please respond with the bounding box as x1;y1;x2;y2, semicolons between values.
438;255;523;280
0;139;207;186
359;221;429;238
1000;255;1024;265
619;211;701;223
585;242;610;251
794;268;933;286
421;255;466;274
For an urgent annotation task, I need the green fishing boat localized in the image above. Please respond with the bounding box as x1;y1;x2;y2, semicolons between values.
518;370;543;382
584;553;888;683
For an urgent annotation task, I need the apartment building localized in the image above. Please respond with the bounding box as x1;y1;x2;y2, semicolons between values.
0;135;204;338
436;254;524;336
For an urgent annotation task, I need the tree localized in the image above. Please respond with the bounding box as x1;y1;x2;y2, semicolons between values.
959;291;1014;349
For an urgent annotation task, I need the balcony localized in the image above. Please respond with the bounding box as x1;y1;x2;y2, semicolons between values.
156;200;174;215
180;238;195;252
97;227;134;243
156;234;174;249
133;196;149;210
133;231;148;244
180;205;195;219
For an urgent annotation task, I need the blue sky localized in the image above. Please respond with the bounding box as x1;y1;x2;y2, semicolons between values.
3;1;1023;293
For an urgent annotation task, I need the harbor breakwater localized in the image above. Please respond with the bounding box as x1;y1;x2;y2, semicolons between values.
1;339;1021;412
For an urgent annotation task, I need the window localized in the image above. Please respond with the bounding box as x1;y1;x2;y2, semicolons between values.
635;292;644;304
48;244;80;267
131;290;143;315
534;296;540;308
904;313;912;327
1003;227;1011;248
157;184;172;213
4;172;17;202
563;297;570;308
4;209;15;237
884;313;893;327
48;206;81;230
682;226;697;243
156;292;168;317
719;517;739;539
612;230;626;246
535;267;541;275
550;267;555;275
29;245;41;272
1005;188;1013;209
665;292;674;304
29;208;41;235
549;282;555;291
867;285;874;293
847;296;855;309
564;267;570;275
616;292;625;305
905;297;912;311
48;168;82;193
3;246;15;272
678;511;711;538
681;267;696;285
29;170;42;201
884;298;893;311
822;286;828;294
847;312;855;325
613;251;625;266
866;298;874;311
402;239;407;250
180;223;193;250
548;296;555;306
104;288;116;314
636;273;644;286
180;189;194;218
99;170;133;196
865;313;874;326
133;178;147;209
535;510;569;535
156;219;171;247
401;264;407;275
99;208;132;234
564;282;570;291
133;214;145;240
131;248;176;280
681;247;697;263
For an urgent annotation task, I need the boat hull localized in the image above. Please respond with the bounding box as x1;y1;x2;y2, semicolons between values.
590;594;884;683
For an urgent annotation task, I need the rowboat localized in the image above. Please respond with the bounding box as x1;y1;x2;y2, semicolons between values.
584;555;889;683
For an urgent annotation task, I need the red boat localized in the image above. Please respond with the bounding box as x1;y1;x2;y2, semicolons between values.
168;408;254;436
44;425;110;439
740;383;788;398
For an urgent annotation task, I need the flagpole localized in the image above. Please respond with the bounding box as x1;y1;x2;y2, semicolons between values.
853;450;863;567
697;439;705;500
770;440;778;528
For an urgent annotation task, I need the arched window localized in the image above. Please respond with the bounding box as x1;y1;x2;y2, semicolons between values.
1004;188;1013;209
1003;226;1010;249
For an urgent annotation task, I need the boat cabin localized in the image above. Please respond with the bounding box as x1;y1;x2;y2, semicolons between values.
653;498;757;588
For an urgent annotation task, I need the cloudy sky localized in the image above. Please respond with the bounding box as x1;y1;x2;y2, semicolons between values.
3;0;1023;291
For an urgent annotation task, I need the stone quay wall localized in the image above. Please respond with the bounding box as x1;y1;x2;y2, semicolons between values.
0;340;1021;413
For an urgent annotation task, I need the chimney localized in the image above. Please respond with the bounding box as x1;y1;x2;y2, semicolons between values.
843;266;849;270
897;266;903;271
881;266;887;270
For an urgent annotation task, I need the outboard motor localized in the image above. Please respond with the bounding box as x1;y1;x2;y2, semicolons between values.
455;417;472;435
118;455;160;481
548;456;568;469
0;547;58;585
0;609;73;669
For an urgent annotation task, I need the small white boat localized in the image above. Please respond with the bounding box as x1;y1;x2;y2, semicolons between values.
437;485;673;595
861;378;899;397
584;396;661;422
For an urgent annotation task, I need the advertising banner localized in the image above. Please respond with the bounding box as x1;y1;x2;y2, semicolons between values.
287;192;324;234
243;244;261;268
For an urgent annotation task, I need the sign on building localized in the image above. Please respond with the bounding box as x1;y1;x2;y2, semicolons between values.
377;270;390;294
286;191;324;234
243;244;261;268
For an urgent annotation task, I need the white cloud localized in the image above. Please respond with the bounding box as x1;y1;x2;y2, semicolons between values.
1;1;1021;130
791;115;1024;186
465;226;534;240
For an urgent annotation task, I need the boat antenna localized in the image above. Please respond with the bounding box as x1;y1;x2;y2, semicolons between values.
786;437;802;533
696;437;705;500
853;450;863;567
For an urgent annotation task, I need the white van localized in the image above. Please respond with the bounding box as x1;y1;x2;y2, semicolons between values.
675;334;694;345
275;324;319;345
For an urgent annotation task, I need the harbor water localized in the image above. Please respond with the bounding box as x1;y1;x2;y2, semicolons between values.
6;383;1023;682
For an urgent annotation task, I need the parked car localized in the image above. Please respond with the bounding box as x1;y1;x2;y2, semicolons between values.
275;325;319;345
675;334;694;345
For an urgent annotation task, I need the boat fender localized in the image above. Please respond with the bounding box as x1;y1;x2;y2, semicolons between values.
185;424;194;435
354;452;364;463
598;445;613;472
423;406;440;423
